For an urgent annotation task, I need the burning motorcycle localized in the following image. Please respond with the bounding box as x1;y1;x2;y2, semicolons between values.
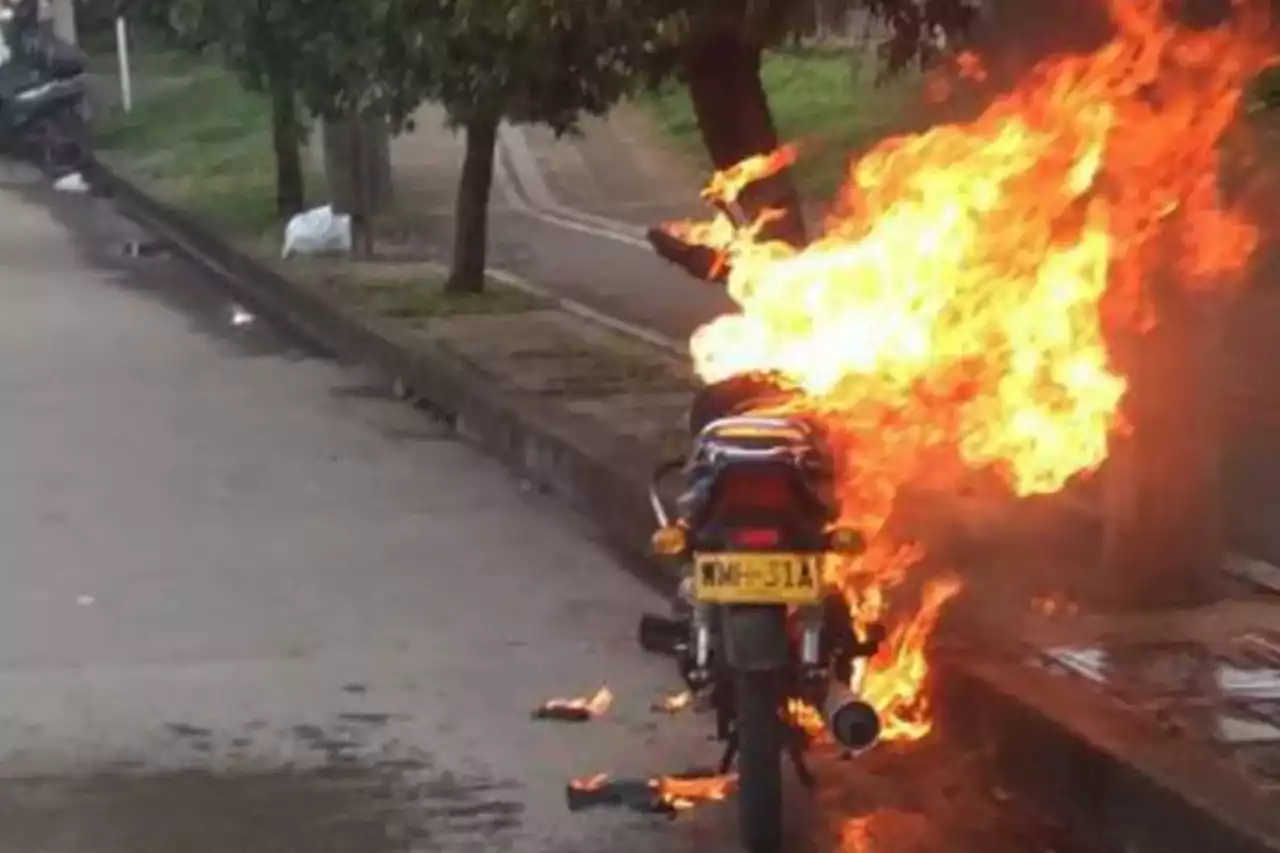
639;371;886;853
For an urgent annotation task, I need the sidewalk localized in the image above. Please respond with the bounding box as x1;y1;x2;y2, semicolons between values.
389;104;733;343
513;104;707;228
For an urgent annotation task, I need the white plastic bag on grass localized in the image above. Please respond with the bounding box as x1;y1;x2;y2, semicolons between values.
53;172;89;193
282;205;351;258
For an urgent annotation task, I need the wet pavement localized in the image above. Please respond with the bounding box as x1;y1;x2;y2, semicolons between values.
0;162;1083;852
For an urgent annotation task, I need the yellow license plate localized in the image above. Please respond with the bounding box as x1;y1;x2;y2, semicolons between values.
692;552;822;604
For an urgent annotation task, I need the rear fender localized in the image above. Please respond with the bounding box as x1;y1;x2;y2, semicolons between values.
720;605;789;671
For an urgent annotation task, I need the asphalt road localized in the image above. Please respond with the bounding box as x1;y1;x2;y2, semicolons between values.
0;165;1075;853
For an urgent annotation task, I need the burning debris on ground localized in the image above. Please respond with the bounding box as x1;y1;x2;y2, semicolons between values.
531;685;613;722
565;770;737;816
651;0;1274;741
650;690;693;714
650;772;737;812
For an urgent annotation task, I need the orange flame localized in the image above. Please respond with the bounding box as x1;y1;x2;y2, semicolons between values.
786;697;830;742
663;213;738;253
540;685;613;717
651;690;693;713
840;816;873;853
569;772;610;792
862;577;963;742
672;0;1273;739
702;144;799;204
650;773;737;811
660;143;800;273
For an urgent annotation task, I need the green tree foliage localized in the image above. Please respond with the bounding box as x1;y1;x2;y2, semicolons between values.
119;0;311;216
119;0;434;225
401;0;678;293
263;0;431;256
270;0;425;129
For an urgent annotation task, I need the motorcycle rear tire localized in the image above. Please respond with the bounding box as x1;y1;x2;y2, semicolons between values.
735;670;783;853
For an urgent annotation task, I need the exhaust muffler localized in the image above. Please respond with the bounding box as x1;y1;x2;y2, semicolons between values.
823;682;881;752
638;613;686;657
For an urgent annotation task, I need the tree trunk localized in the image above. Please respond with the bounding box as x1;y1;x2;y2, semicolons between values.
323;116;394;212
323;114;393;258
683;31;807;248
446;118;498;295
1100;295;1225;610
793;2;818;45
350;119;375;258
48;0;76;45
269;72;305;218
366;118;393;210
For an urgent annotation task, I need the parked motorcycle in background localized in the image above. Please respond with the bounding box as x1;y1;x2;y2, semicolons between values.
0;0;88;174
640;372;886;853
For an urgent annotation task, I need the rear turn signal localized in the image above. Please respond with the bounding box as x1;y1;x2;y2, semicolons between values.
652;525;688;556
828;528;867;555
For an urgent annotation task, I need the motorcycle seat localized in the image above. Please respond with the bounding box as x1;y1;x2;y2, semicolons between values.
688;371;803;434
35;35;84;79
42;52;83;78
7;29;85;79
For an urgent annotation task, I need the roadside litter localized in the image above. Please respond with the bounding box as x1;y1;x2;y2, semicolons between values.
532;685;613;721
53;171;88;193
566;770;736;815
282;204;351;258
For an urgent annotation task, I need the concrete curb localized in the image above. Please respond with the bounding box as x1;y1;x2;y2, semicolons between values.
938;648;1280;853
91;162;1278;853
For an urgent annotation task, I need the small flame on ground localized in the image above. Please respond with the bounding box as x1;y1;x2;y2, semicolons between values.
541;685;613;717
650;773;738;811
651;690;693;713
569;772;610;792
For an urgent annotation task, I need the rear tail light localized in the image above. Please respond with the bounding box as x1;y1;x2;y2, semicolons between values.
712;467;795;513
729;527;781;549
